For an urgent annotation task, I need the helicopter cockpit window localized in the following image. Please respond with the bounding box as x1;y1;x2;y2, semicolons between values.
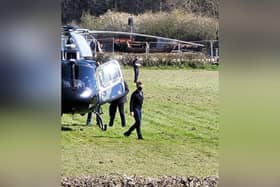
62;62;96;89
78;65;96;88
97;62;121;89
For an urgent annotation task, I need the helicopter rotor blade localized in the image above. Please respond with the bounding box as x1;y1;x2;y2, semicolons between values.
78;29;204;47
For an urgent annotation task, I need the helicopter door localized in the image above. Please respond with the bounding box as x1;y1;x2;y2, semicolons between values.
96;60;125;104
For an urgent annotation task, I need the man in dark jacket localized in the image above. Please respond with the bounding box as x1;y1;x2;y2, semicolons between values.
124;81;144;139
109;81;129;127
132;56;141;83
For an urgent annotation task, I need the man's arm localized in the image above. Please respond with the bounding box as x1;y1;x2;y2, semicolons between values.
130;92;135;113
124;81;129;95
135;60;141;67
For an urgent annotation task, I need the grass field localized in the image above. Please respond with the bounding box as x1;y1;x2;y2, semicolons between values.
61;68;219;177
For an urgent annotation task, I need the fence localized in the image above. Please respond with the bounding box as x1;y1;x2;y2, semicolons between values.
90;37;219;65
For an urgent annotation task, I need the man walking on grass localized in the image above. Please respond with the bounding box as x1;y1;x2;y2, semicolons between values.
124;81;144;140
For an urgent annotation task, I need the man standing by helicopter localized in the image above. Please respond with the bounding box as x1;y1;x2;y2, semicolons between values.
132;56;141;83
124;81;144;140
109;81;129;127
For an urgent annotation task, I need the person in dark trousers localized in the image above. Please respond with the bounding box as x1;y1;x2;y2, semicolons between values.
132;56;141;83
124;81;144;139
86;112;93;126
109;81;129;127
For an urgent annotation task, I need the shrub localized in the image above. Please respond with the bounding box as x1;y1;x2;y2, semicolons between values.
80;10;218;41
95;52;217;70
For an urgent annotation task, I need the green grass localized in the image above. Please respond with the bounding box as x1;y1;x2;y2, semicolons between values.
61;69;219;177
122;64;219;71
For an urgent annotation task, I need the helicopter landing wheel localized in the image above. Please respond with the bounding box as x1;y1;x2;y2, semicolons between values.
102;124;107;131
99;122;107;131
95;112;107;131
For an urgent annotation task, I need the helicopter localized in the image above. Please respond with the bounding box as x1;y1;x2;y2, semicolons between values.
61;26;204;131
61;26;126;131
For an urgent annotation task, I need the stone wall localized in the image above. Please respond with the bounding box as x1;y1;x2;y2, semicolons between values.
61;175;219;187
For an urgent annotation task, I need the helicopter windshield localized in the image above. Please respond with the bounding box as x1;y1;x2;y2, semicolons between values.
62;61;96;89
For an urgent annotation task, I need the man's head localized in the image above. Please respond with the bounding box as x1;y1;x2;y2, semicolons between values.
136;81;143;90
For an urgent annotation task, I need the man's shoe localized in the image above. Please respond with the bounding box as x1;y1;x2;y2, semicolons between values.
138;137;144;140
109;121;113;127
124;132;130;137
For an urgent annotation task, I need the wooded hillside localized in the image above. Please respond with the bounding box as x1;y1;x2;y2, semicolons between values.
62;0;219;24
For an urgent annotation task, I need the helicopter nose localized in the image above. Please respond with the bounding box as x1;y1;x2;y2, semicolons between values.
62;87;97;113
70;88;95;103
79;88;93;99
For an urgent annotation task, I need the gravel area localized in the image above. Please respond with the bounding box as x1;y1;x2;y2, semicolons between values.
61;175;219;187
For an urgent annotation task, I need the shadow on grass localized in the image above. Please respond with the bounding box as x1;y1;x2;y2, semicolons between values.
91;135;122;139
91;134;133;140
61;126;74;131
61;123;88;131
62;123;87;127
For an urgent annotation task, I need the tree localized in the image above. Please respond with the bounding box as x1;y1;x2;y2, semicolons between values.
61;0;219;24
